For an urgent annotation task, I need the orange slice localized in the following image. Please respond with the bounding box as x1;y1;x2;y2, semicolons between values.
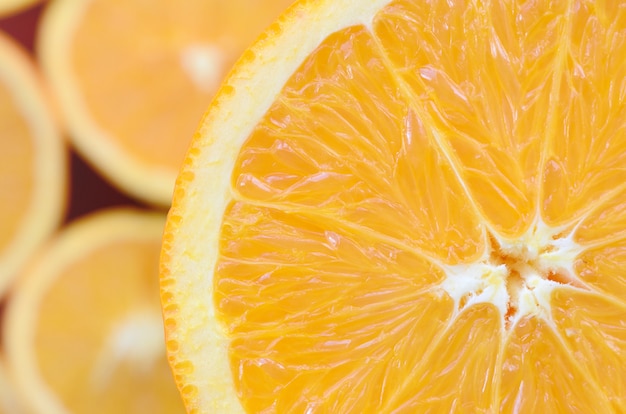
3;209;185;413
0;31;65;299
0;0;40;18
161;0;626;412
37;0;296;206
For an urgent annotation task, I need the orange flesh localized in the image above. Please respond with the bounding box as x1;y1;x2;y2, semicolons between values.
0;81;34;251
212;0;626;411
70;0;295;170
35;240;184;413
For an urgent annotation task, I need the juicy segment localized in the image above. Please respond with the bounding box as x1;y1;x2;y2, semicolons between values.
499;314;613;412
232;26;485;265
541;2;626;227
212;0;626;412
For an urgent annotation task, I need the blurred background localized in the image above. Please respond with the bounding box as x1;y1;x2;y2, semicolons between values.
0;0;294;412
0;3;147;223
1;0;148;364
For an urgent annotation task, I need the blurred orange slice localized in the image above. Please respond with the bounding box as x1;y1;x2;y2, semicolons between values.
161;0;626;412
4;209;185;413
0;31;65;299
37;0;295;206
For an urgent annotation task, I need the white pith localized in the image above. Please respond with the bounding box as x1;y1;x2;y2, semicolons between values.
439;216;586;329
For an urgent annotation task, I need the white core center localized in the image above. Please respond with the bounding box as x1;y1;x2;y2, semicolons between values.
440;218;585;328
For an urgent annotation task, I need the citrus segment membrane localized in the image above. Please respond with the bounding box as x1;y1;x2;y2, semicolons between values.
575;243;626;301
215;0;626;410
380;304;501;413
232;26;484;265
541;2;626;226
552;290;626;411
574;185;626;245
162;0;626;411
499;315;612;412
373;0;571;237
218;204;453;411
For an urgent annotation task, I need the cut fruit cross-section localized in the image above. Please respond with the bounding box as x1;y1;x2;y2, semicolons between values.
4;209;185;414
161;0;626;412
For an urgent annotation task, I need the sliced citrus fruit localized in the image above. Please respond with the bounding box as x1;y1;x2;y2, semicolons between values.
3;209;185;413
0;0;40;18
37;0;296;206
161;0;626;412
0;31;65;300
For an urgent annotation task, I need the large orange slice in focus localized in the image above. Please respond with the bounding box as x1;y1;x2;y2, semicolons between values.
0;31;65;299
161;0;626;412
4;209;185;413
37;0;296;205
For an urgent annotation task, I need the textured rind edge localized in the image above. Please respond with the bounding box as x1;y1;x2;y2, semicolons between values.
0;31;67;300
36;0;176;206
3;208;167;414
159;0;394;412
